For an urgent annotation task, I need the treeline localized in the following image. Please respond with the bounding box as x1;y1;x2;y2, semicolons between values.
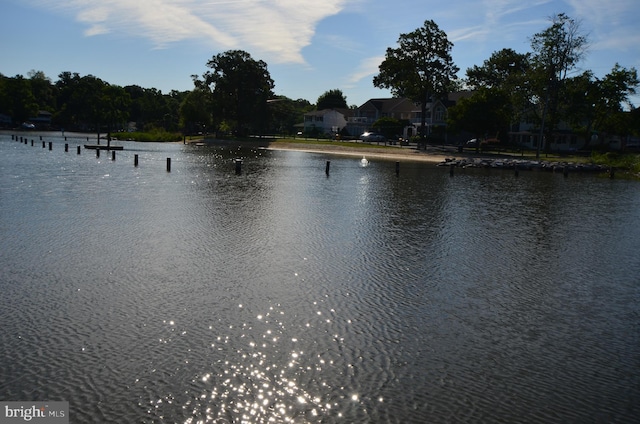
372;14;640;153
0;71;186;133
3;13;639;147
0;66;315;136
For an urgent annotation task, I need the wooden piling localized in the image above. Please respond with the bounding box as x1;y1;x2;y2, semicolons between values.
31;140;34;146
325;160;330;175
77;146;81;155
42;141;45;148
134;154;139;167
48;142;52;150
96;148;100;158
449;163;454;177
65;143;69;152
396;161;400;176
167;157;171;172
235;159;242;174
112;151;116;161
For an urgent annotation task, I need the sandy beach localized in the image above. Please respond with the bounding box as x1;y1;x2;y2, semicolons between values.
264;141;452;163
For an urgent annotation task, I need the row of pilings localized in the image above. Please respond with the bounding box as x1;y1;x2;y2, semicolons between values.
9;134;407;176
10;134;170;170
10;133;615;178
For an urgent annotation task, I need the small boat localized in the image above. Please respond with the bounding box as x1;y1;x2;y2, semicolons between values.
84;144;124;150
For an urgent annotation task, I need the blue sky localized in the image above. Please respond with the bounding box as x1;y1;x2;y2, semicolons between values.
2;0;639;107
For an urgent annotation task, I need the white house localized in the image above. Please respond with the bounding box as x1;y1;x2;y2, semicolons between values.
302;109;349;135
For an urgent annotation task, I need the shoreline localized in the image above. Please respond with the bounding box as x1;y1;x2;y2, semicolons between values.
264;142;450;163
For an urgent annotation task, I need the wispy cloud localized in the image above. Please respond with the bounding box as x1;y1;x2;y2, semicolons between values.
566;0;636;26
345;55;385;86
29;0;347;63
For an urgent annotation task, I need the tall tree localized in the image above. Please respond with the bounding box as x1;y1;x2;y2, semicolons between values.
374;20;459;142
316;89;347;110
447;88;511;147
465;48;532;135
28;70;57;112
266;96;313;135
1;75;38;124
529;13;588;156
179;88;212;134
466;48;530;90
196;50;274;136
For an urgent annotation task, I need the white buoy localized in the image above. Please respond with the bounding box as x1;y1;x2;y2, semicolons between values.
360;156;369;167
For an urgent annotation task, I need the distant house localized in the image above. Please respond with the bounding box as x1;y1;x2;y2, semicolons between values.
0;113;11;128
302;109;350;135
29;111;53;128
347;92;473;141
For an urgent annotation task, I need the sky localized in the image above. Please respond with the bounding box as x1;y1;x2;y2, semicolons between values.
1;0;639;107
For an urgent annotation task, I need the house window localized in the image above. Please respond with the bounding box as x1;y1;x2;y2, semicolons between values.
305;116;312;122
434;106;445;122
315;116;323;122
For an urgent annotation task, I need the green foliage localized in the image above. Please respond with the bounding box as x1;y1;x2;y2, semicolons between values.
179;88;212;134
374;20;458;100
371;116;408;139
196;50;274;136
266;96;313;135
316;89;347;110
466;49;531;90
374;20;458;137
0;75;38;122
447;88;510;139
113;129;182;142
591;151;640;173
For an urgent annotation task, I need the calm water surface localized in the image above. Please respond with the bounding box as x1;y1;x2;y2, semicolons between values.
1;132;639;423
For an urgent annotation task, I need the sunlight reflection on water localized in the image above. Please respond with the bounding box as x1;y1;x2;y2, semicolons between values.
1;134;639;423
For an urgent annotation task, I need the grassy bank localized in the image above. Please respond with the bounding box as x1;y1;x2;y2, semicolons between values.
591;151;640;175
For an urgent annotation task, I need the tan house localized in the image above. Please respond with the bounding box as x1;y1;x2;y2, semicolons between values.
347;93;473;140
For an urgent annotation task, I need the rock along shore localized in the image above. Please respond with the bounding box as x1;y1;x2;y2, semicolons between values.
437;156;610;173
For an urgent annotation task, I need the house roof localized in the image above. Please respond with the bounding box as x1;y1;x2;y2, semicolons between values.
358;92;475;110
304;108;353;117
358;97;417;113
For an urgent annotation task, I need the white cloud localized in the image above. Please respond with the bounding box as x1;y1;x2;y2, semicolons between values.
30;0;347;64
566;0;636;26
346;55;384;86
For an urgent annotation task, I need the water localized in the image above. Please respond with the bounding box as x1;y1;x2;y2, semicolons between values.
1;132;639;423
